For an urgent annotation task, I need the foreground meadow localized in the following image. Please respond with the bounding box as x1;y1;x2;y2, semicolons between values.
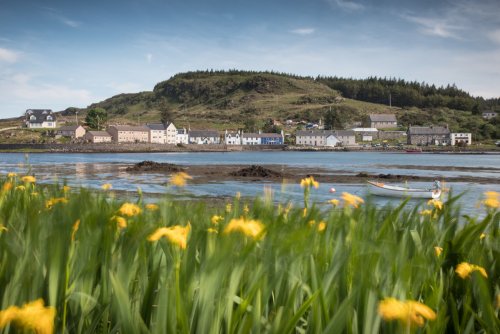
0;174;498;333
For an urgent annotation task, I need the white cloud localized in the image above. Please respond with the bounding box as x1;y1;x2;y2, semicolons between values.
146;53;153;63
401;15;461;39
0;48;20;63
44;8;81;28
290;28;315;36
328;0;364;11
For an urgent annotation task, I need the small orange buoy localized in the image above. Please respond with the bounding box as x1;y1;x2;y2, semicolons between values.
329;187;336;193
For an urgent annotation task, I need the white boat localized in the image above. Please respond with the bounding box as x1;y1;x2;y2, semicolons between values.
367;181;441;199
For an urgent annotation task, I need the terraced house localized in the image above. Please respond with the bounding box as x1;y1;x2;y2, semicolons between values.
407;126;450;145
107;125;150;143
296;130;356;147
188;130;220;144
147;122;177;144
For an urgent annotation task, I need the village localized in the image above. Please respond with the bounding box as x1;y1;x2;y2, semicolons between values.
23;108;478;148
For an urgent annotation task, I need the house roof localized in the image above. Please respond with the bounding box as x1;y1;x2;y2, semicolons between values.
58;125;82;131
177;128;187;134
147;123;166;130
189;130;219;137
87;131;111;137
369;114;397;122
351;128;378;132
25;109;55;123
408;126;450;135
109;125;149;132
241;133;282;138
296;130;334;137
334;130;356;137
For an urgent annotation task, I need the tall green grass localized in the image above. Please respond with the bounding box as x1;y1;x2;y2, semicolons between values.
0;177;498;333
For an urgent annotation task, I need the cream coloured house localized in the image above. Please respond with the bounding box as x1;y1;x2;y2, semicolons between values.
83;131;112;143
107;125;150;143
57;125;86;138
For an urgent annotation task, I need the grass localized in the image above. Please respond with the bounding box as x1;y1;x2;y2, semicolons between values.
0;175;498;333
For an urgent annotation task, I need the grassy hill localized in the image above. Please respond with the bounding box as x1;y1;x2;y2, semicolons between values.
1;70;498;142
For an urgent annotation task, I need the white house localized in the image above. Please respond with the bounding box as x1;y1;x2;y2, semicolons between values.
351;128;378;142
146;123;177;144
482;111;497;119
450;133;472;146
176;128;189;144
225;130;241;145
241;133;260;145
296;130;356;147
189;130;220;144
25;109;57;128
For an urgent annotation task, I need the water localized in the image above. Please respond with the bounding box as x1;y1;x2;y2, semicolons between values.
1;152;499;215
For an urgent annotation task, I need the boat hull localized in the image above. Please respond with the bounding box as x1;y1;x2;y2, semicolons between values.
368;181;441;199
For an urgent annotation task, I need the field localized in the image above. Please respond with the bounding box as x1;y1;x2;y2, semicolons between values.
0;174;498;333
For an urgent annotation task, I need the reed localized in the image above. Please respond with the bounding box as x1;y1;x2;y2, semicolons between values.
0;174;498;333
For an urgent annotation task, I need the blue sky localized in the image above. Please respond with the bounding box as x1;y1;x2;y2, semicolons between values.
1;0;499;118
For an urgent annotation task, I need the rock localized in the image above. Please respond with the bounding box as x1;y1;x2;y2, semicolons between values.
230;165;282;178
126;160;185;172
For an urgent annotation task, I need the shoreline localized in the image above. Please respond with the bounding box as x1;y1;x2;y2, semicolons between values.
0;143;499;154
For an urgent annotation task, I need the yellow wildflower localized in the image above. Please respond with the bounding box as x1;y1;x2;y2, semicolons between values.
317;221;326;232
169;172;192;187
223;217;265;239
0;225;7;232
480;233;486;240
207;228;218;234
303;207;307;217
211;215;224;225
243;205;250;214
0;299;55;334
420;209;433;216
63;185;71;193
148;223;191;249
31;192;38;197
15;185;25;191
118;203;141;217
427;199;443;210
21;175;36;183
341;192;364;208
300;176;319;189
434;246;443;257
7;172;17;178
482;190;499;209
110;216;127;229
145;203;159;211
45;197;68;209
329;199;340;206
71;219;80;241
101;183;112;191
308;219;316;226
2;182;12;192
455;262;488;279
226;203;232;213
378;298;436;328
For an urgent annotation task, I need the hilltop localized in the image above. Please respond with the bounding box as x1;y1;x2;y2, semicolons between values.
1;70;499;143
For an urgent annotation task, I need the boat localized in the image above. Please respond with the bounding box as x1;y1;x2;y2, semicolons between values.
367;180;441;199
405;148;422;153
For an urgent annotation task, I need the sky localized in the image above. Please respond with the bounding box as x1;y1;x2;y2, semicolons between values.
1;0;499;118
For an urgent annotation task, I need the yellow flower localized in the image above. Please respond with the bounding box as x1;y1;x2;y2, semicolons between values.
71;219;80;241
211;215;224;225
2;182;12;192
484;191;499;199
300;176;319;189
0;225;7;232
223;217;265;239
455;262;488;279
7;172;17;178
21;175;36;183
62;185;71;193
15;185;25;191
427;199;443;210
45;197;68;209
317;221;326;232
207;228;218;234
243;205;250;214
0;299;55;334
145;203;159;211
226;203;232;213
434;246;443;257
329;199;340;206
303;207;307;217
308;219;316;226
110;216;127;229
378;298;436;327
148;223;191;249
169;172;192;187
483;198;500;208
101;183;112;191
341;192;364;208
118;203;141;217
480;233;486;240
420;209;432;216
